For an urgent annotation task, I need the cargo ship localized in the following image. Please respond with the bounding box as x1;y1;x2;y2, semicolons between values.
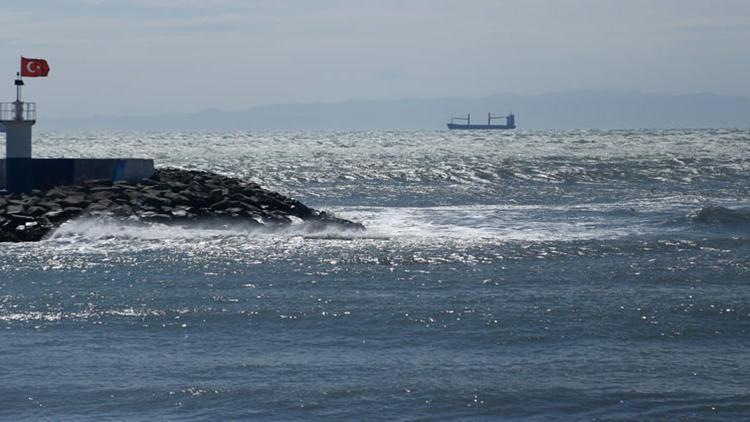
447;113;515;130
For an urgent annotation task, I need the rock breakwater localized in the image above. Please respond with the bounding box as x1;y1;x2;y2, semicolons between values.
0;168;363;242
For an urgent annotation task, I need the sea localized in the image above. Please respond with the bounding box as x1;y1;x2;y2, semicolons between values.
1;129;749;421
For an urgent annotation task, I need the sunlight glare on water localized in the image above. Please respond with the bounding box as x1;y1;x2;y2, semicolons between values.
1;129;749;420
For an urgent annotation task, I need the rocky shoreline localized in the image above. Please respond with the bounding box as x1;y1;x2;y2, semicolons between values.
0;168;364;242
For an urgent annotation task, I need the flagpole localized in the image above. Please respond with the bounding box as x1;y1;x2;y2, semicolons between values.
17;57;21;102
14;59;25;121
16;72;21;103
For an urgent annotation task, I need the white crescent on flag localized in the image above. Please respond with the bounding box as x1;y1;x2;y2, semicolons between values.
26;61;39;73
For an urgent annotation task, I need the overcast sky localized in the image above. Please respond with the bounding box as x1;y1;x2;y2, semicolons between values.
1;0;749;117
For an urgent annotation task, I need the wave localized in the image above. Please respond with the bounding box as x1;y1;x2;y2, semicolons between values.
45;216;373;244
693;206;750;228
334;204;663;242
0;307;166;323
35;201;750;253
40;205;636;248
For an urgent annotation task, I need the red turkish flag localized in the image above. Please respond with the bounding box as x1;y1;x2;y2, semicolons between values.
20;57;50;77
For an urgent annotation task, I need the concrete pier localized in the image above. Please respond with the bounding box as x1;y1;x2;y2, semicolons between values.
0;158;154;190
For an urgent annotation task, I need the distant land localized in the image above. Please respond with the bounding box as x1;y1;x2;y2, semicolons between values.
40;90;750;131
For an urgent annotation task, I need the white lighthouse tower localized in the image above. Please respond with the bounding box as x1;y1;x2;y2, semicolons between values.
0;74;36;193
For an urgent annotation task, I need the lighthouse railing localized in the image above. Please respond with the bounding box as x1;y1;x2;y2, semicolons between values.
0;102;36;121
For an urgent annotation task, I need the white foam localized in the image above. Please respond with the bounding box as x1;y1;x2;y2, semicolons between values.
46;216;369;247
328;203;668;242
41;196;746;251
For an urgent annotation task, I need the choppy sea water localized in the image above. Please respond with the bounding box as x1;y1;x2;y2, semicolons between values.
2;129;750;420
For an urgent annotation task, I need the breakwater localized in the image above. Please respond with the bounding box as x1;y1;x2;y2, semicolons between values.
0;167;363;242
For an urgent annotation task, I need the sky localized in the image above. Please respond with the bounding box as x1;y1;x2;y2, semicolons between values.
1;0;749;118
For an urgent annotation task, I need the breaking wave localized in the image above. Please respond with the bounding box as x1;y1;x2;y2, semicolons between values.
45;216;370;244
42;201;679;249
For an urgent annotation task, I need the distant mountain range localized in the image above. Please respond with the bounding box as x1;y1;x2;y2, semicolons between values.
40;90;750;131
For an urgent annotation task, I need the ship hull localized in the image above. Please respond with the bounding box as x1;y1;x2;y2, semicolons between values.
447;123;515;130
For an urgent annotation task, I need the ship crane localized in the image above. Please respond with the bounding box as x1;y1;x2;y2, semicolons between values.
488;113;511;125
450;114;471;125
